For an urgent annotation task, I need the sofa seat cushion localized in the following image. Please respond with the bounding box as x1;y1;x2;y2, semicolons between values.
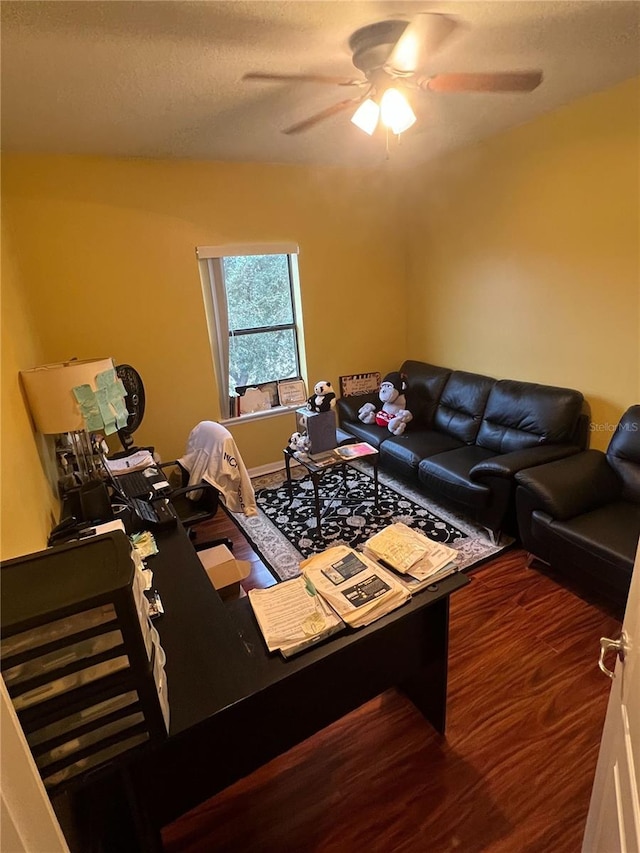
339;420;389;449
380;430;464;479
418;446;496;508
535;500;640;576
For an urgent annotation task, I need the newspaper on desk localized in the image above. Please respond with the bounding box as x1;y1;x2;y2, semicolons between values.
301;545;410;628
362;523;459;593
248;576;344;659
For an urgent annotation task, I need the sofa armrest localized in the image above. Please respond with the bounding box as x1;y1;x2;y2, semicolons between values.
336;393;378;424
514;450;621;520
470;444;581;480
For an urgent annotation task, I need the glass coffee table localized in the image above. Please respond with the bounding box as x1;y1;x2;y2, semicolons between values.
282;445;379;538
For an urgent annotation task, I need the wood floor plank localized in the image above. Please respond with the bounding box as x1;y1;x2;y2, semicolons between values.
164;516;621;853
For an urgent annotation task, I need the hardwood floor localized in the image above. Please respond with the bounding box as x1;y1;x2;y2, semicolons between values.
166;512;622;853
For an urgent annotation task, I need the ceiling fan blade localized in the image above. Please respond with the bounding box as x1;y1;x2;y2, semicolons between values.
424;71;544;93
243;72;363;87
282;96;365;135
385;13;459;75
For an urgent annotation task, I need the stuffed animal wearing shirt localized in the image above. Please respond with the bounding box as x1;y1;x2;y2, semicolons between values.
358;371;413;436
307;380;336;413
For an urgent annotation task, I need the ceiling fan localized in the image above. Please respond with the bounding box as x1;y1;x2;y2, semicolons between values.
243;13;543;136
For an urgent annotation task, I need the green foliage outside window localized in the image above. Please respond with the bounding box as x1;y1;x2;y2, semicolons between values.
223;254;299;390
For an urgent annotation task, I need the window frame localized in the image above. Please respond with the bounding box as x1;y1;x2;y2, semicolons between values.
197;243;306;422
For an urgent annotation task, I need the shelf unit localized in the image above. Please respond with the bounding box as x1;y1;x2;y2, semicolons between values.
1;531;169;794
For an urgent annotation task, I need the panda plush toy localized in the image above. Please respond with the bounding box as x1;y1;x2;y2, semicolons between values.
358;371;413;436
307;380;336;413
288;431;310;453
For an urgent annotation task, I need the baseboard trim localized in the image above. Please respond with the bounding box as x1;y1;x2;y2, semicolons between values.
248;460;296;478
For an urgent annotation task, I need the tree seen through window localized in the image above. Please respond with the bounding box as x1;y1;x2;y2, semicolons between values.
223;254;300;390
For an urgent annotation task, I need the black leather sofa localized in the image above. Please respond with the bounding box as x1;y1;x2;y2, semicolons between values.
515;405;640;608
337;360;588;540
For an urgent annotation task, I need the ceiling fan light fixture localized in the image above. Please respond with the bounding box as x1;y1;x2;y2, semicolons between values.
380;88;416;135
351;97;380;135
386;31;420;75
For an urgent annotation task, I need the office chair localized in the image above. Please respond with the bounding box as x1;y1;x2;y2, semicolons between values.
157;420;259;552
158;459;233;551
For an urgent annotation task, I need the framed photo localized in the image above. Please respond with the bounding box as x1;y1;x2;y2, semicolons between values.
278;379;307;407
339;372;381;397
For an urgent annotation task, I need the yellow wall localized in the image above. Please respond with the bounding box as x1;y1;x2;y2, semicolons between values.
1;156;407;469
2;77;639;559
404;77;640;450
0;222;58;559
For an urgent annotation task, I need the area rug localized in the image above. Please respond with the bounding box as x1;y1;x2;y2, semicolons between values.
228;463;512;582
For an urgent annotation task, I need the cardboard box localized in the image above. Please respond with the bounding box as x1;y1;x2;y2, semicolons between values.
198;545;251;600
295;408;337;454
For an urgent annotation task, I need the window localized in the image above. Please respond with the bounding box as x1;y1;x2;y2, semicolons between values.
197;243;305;418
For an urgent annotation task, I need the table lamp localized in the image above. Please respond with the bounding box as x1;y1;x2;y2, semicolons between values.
20;358;118;483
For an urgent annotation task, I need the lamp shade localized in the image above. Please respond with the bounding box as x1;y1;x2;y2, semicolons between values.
380;88;416;135
351;98;380;135
20;358;115;434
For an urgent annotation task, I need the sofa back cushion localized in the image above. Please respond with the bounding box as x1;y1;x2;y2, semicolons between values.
434;371;495;444
607;405;640;503
400;360;451;428
476;380;584;453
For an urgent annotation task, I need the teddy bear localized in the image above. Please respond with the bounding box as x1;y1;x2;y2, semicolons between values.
288;431;311;453
358;371;413;436
307;380;336;413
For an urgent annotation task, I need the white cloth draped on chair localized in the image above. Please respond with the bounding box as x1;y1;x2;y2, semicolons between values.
178;421;257;517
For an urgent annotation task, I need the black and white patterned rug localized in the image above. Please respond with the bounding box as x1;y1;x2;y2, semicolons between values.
229;462;511;582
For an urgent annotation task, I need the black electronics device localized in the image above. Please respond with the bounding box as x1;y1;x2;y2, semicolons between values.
129;497;178;530
47;516;91;547
116;467;172;499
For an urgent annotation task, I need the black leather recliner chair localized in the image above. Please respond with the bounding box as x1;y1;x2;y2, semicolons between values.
515;405;640;608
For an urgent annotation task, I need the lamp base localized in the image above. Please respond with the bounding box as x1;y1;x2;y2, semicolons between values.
56;430;102;494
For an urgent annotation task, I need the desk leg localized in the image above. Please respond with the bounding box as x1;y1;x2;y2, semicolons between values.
398;596;449;734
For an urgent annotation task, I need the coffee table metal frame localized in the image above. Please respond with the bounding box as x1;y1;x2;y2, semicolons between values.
282;447;379;538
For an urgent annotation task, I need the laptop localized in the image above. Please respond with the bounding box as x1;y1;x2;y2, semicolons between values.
99;451;172;499
115;467;172;499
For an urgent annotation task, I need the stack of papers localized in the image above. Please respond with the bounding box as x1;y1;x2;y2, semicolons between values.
335;442;378;460
105;449;156;474
363;523;459;592
248;576;344;659
300;546;410;628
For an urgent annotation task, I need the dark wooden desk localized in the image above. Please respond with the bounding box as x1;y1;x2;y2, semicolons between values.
65;523;469;850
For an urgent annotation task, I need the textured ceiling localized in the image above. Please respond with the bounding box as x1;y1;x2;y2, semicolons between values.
1;1;639;169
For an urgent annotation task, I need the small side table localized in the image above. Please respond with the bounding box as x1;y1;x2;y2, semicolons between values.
282;447;379;538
